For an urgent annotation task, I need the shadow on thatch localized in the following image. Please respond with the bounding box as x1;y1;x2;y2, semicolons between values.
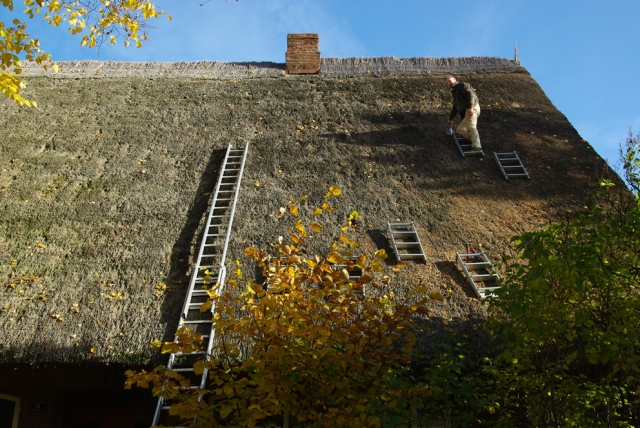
157;148;227;343
434;261;477;299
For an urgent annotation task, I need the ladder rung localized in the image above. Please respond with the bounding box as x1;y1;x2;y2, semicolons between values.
182;320;213;324
174;351;205;357
471;274;497;281
395;242;421;248
464;262;492;268
399;254;426;259
173;368;196;372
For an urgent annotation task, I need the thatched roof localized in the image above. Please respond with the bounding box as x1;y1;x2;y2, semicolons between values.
0;58;615;364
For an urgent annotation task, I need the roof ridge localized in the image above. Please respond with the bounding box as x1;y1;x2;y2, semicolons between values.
19;56;523;79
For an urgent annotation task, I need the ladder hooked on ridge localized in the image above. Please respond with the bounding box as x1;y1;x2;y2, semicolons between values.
494;151;530;180
449;127;484;158
387;222;427;263
152;142;249;427
456;251;500;299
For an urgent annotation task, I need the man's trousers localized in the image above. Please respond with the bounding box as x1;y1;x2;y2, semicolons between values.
456;104;481;149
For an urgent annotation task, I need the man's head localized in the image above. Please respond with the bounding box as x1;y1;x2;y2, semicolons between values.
445;75;457;88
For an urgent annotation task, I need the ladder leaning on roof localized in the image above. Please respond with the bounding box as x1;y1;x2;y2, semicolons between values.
152;142;249;427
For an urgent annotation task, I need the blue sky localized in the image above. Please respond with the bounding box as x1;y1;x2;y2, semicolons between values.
4;0;639;168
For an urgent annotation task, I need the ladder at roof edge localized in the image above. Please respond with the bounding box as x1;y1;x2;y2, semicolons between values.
152;142;249;427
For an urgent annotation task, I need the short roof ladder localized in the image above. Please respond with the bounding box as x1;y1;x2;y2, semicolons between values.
332;257;365;297
456;251;500;299
450;128;484;158
387;222;427;263
494;151;530;180
152;142;249;427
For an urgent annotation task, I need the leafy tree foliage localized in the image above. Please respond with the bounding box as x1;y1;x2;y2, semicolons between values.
126;189;446;427
418;340;495;428
489;177;640;427
0;0;169;106
620;128;640;194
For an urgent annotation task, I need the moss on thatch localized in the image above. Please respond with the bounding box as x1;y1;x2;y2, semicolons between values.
0;59;617;363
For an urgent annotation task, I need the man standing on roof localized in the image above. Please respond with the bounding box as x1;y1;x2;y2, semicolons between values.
446;75;482;150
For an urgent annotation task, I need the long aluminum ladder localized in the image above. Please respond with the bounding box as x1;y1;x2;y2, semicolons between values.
451;131;484;158
494;151;530;180
152;142;249;427
456;251;500;298
387;222;427;263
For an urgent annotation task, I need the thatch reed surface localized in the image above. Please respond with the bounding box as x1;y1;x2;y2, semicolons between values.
0;63;614;364
20;57;520;79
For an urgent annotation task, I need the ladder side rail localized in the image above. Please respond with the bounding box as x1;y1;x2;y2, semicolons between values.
198;265;227;392
219;142;249;266
387;222;401;263
514;151;531;179
457;253;482;299
453;134;466;158
494;152;510;181
409;222;427;262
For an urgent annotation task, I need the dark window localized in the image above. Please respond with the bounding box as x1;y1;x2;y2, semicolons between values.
0;396;18;428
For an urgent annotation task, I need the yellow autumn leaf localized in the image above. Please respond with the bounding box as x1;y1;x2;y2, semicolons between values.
244;246;258;257
234;268;243;279
290;205;299;216
305;259;317;268
90;348;97;353
227;279;237;288
314;207;323;216
200;300;212;312
429;292;445;302
396;261;406;269
329;186;342;196
299;195;308;202
235;260;242;266
150;339;162;348
277;207;286;218
326;252;342;264
374;249;388;260
310;222;323;233
322;202;333;212
255;181;260;187
340;235;351;245
406;285;429;298
295;222;306;237
290;234;300;243
359;273;372;284
370;260;383;272
356;255;367;269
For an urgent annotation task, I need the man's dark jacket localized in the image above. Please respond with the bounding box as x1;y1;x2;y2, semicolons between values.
449;81;479;121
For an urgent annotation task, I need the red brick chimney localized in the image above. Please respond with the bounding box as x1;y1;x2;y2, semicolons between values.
285;34;321;75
